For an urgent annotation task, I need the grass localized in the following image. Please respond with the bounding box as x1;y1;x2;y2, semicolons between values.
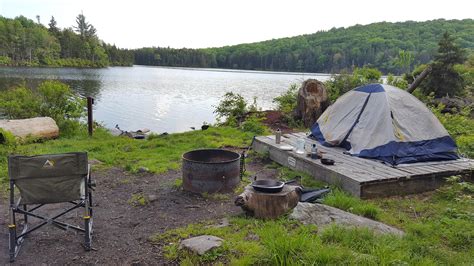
0;126;255;187
151;179;474;265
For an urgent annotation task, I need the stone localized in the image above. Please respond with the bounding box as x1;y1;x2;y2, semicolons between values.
294;79;330;127
180;235;223;255
88;159;103;165
206;218;229;229
290;202;404;235
137;167;149;173
0;117;59;139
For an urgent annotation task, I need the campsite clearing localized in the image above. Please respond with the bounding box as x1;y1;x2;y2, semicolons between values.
254;132;474;198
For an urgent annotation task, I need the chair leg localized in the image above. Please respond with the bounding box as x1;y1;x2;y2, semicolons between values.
84;216;91;251
9;223;16;262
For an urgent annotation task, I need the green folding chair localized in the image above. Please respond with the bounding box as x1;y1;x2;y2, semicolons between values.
7;152;94;262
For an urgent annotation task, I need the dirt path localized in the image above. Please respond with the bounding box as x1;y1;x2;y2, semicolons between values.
0;157;277;265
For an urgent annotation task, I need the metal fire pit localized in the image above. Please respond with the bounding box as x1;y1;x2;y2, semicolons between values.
182;149;241;193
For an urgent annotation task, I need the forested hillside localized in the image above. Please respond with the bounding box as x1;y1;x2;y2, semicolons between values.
135;19;474;74
0;15;133;67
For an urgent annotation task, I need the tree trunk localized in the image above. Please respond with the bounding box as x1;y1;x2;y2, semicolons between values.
294;79;330;127
407;65;432;93
235;185;301;219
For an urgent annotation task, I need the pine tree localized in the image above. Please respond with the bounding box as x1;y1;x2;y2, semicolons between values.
48;16;60;36
423;32;467;97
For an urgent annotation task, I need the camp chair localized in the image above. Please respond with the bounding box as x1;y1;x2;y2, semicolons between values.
7;152;94;262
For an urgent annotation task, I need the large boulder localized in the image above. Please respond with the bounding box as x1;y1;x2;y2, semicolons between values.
294;79;330;127
290;202;404;235
0;117;59;140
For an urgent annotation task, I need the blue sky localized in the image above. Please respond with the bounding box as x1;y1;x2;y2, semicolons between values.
1;0;473;49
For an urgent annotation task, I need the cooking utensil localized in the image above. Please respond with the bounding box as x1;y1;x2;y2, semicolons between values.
251;179;298;193
321;158;335;165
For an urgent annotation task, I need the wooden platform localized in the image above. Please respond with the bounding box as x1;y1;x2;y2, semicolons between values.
253;132;474;198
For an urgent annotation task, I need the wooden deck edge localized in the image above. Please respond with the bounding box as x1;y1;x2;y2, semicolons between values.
254;136;474;199
253;137;361;197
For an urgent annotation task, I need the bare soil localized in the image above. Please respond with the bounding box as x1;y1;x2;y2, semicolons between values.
0;156;278;265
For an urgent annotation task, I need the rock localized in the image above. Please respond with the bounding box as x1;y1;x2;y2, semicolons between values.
148;194;159;202
109;127;122;136
290;202;404;235
180;235;223;255
0;117;59;139
206;218;229;228
137;167;149;173
88;159;103;165
294;79;330;127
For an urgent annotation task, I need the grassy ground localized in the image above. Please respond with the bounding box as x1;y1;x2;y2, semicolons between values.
0;126;255;186
1;125;473;265
150;174;473;265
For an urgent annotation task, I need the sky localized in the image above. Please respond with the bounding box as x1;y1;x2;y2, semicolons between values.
1;0;473;49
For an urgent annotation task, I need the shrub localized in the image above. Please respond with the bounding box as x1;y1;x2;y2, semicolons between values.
241;114;267;135
386;74;408;88
325;67;382;101
0;80;86;136
214;92;248;126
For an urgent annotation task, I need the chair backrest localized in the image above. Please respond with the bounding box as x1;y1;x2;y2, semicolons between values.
8;152;88;204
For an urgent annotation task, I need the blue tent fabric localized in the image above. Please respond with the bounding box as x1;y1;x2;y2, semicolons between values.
310;83;459;166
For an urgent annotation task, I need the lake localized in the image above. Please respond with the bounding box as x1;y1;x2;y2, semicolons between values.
0;66;331;133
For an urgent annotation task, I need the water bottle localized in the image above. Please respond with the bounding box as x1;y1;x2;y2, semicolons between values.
311;144;318;159
275;128;281;144
296;138;305;154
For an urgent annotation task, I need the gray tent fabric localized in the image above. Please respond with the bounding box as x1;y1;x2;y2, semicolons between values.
8;152;88;204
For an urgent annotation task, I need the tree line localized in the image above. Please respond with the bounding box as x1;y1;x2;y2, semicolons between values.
1;16;473;74
134;19;474;74
0;14;133;67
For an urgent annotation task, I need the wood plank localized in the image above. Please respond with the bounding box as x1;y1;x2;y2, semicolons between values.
284;133;407;180
258;136;375;182
253;137;362;197
262;136;386;182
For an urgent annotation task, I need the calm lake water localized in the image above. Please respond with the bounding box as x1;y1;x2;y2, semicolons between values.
0;66;331;133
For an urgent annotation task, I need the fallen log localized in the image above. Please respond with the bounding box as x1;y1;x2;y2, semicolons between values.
0;117;59;140
407;65;432;94
235;185;300;219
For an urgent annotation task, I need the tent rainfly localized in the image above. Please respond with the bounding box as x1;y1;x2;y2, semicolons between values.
310;83;459;165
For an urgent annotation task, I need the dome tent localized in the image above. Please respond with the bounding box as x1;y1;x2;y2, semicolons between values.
310;83;459;165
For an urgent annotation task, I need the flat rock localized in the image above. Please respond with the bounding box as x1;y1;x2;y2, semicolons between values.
180;235;223;255
290;202;404;235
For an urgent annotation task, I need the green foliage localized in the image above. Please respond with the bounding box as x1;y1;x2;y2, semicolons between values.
272;84;304;127
0;81;85;136
273;84;298;114
394;50;415;74
128;193;149;206
0;15;132;67
423;32;467;97
214;92;248;125
0;56;11;65
386;74;409;88
135;19;474;73
241;114;267;135
325;67;382;101
431;105;474;157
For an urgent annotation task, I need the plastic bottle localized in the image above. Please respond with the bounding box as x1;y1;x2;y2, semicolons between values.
311;144;318;159
275;128;281;144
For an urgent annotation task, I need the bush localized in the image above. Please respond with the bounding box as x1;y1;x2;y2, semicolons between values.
214;92;248;126
0;80;86;136
386;74;408;88
325;67;382;101
272;84;304;127
241;114;267;135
